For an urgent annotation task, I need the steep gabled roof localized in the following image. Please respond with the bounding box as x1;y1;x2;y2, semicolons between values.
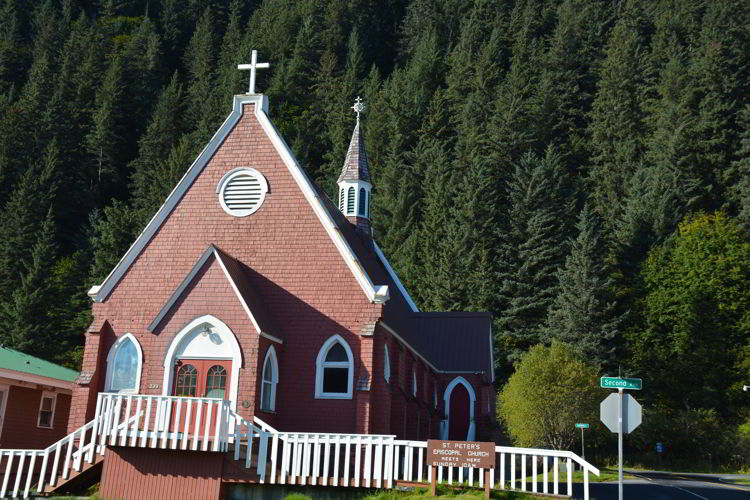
89;95;388;305
337;121;371;184
148;244;281;343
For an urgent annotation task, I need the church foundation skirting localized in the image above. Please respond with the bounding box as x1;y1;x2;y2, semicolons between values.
100;447;224;500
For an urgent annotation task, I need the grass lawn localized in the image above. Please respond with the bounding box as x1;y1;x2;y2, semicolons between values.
284;486;535;499
571;469;635;482
725;477;750;485
518;468;634;483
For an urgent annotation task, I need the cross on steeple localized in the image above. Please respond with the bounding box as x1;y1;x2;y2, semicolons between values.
351;96;364;125
237;50;270;94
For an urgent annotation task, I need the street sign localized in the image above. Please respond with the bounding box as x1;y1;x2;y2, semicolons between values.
575;423;590;428
600;393;642;433
600;391;643;500
600;377;642;390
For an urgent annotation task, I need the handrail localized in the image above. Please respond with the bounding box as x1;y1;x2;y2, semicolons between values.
97;392;224;403
253;416;279;434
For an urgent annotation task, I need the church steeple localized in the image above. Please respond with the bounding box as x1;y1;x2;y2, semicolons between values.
337;97;372;235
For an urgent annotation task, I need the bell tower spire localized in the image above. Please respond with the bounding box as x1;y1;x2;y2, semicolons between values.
337;96;372;235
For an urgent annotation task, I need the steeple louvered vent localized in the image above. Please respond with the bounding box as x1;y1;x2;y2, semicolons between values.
217;168;268;217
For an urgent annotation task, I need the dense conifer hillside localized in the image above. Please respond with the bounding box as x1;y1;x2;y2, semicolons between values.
0;0;748;461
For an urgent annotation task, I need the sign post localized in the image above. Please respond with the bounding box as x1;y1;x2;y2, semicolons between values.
427;440;495;498
600;378;643;500
575;423;589;461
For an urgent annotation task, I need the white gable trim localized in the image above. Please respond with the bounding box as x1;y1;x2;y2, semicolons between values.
373;242;419;312
252;102;389;304
89;94;388;306
213;248;283;345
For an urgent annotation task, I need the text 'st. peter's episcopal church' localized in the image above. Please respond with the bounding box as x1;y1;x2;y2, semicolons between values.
54;53;495;497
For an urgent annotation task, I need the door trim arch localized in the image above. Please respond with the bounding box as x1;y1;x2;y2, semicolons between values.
443;376;476;441
162;315;242;412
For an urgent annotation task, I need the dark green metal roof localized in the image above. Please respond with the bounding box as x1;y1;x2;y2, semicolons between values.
0;346;78;382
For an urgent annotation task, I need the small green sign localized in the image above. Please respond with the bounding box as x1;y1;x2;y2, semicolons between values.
600;377;642;390
575;423;589;429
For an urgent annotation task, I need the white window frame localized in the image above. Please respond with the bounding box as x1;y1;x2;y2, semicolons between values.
105;332;143;394
260;346;279;412
315;335;354;399
216;167;269;217
412;370;418;397
384;344;390;383
37;391;56;429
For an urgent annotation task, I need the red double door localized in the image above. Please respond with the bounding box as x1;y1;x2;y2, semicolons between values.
171;359;232;437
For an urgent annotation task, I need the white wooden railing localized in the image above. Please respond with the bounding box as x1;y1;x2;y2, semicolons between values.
0;411;138;499
231;418;600;500
0;394;600;500
93;392;231;452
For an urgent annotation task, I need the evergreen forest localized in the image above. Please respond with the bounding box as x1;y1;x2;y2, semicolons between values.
0;0;748;467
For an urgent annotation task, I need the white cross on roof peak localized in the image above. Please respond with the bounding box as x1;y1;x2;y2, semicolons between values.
237;50;270;94
352;96;364;125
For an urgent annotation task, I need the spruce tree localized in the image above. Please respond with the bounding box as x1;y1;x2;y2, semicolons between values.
496;148;576;364
547;204;621;368
183;7;217;145
129;72;185;223
729;105;750;227
0;209;58;357
587;1;651;229
0;142;58;298
85;53;125;203
0;0;26;94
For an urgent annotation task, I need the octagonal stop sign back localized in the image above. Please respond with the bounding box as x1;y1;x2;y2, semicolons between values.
600;392;642;434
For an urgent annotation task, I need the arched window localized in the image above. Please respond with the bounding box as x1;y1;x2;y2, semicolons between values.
358;188;366;216
260;346;279;411
315;335;354;399
412;369;418;397
339;188;345;211
347;187;355;215
383;344;390;383
105;333;143;394
205;365;228;398
174;364;197;397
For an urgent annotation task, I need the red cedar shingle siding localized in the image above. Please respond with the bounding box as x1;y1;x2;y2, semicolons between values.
79;102;381;434
100;447;222;500
214;246;281;339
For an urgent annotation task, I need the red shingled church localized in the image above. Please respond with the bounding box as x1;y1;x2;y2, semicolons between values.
0;55;496;499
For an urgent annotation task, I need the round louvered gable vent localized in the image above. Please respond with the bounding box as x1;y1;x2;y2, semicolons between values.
217;168;268;217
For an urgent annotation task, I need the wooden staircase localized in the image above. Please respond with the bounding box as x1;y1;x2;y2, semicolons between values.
42;452;104;496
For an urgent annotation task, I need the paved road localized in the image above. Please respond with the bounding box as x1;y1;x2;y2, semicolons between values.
578;471;750;500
